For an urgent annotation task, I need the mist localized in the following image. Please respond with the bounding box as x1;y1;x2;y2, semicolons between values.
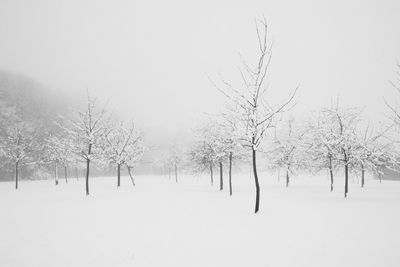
1;0;399;131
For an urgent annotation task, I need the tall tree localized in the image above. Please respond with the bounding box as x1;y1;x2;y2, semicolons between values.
212;17;297;213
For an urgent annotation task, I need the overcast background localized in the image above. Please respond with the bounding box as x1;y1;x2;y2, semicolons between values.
0;0;400;134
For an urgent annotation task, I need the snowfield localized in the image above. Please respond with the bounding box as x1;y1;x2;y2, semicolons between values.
1;173;400;267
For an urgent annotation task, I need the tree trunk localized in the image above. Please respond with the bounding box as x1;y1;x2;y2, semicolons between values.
85;158;90;195
117;163;121;187
344;161;349;198
64;166;68;184
168;167;171;180
127;166;135;186
252;147;260;214
85;144;92;196
361;165;365;188
286;166;289;188
219;161;223;191
210;163;214;186
55;161;59;186
329;155;333;192
229;152;233;196
174;164;178;183
15;161;19;190
75;167;79;180
277;168;280;182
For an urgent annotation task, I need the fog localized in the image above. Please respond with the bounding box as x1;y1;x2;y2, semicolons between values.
1;0;400;131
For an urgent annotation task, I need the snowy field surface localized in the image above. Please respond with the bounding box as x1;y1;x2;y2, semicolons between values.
1;173;400;267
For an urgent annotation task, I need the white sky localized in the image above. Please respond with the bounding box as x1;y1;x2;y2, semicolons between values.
1;0;400;131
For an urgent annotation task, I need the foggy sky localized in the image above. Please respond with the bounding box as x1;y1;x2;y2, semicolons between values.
0;0;399;131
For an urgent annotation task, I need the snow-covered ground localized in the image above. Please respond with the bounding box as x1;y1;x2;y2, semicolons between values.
1;172;400;267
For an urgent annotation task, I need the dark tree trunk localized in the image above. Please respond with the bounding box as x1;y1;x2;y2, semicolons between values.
85;158;90;195
252;147;260;214
64;166;68;184
174;164;178;183
286;166;289;188
117;163;121;187
219;162;223;191
344;161;349;198
329;155;333;192
55;161;59;186
210;163;214;186
85;144;92;196
229;152;233;196
127;166;135;186
15;161;19;190
361;165;365;188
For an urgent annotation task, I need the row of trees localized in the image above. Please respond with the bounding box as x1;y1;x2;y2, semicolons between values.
189;17;400;214
0;94;145;195
187;100;398;214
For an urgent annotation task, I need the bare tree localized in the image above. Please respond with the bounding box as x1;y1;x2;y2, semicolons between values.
352;125;396;187
189;123;219;186
44;134;73;185
0;111;36;189
385;63;400;126
100;121;144;187
267;119;306;188
305;112;342;191
60;93;108;195
166;146;182;183
212;17;297;213
320;101;363;198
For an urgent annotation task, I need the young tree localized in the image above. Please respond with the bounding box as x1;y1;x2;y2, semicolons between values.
156;152;173;180
101;121;143;187
60;94;108;195
267;119;306;188
320;102;363;198
0;113;36;189
305;112;342;191
125;146;145;187
212;17;297;213
44;134;74;185
189;125;218;186
164;146;183;183
216;118;246;196
351;125;396;187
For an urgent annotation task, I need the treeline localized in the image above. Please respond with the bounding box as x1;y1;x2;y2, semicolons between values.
0;72;145;194
185;18;400;214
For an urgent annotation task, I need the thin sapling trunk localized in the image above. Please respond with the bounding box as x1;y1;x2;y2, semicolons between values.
117;163;121;187
210;163;214;186
15;161;19;190
252;144;260;214
229;152;233;196
219;161;223;191
64;166;68;184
